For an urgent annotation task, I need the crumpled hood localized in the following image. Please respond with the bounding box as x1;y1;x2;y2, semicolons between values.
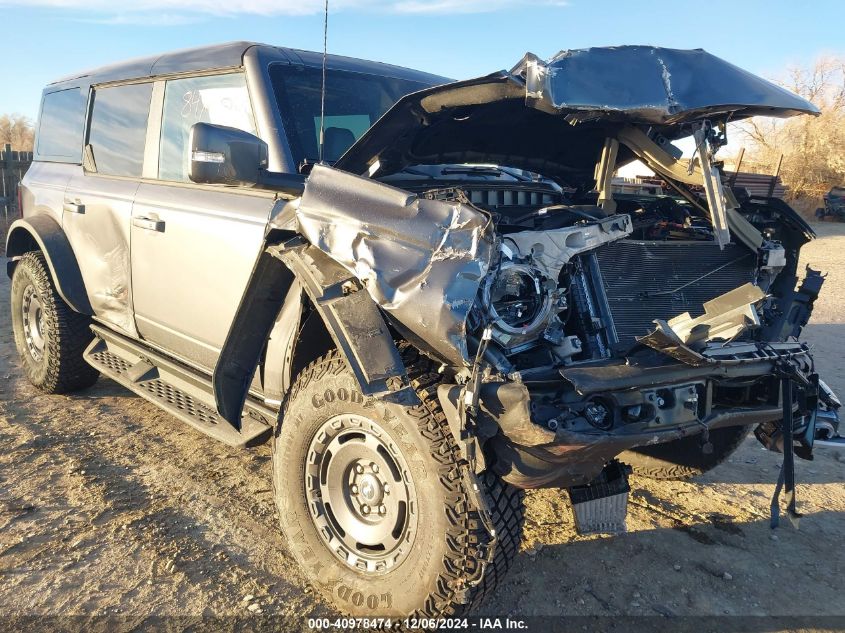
335;46;818;184
517;46;818;123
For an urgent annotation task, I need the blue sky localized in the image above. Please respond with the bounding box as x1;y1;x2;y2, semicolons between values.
2;0;843;119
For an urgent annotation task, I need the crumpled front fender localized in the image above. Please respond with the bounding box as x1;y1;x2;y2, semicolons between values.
213;165;495;427
213;231;412;428
295;164;494;367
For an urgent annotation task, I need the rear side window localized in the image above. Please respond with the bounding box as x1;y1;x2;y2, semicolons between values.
158;73;255;182
88;83;153;177
36;88;87;162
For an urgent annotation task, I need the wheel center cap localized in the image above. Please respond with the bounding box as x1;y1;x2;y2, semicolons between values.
357;474;382;504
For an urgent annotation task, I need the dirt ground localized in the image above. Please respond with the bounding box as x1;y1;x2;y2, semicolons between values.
1;224;844;631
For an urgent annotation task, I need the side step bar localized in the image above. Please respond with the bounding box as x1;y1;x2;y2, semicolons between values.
84;325;273;448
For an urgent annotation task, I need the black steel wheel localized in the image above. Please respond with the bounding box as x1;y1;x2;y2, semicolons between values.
20;283;46;362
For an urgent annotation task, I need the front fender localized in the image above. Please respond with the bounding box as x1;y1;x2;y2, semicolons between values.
213;232;408;429
5;215;93;314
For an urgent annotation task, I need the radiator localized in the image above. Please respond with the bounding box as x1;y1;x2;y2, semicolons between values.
594;240;758;348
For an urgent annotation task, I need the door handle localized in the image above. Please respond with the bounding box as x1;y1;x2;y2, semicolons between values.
63;201;85;214
132;216;166;232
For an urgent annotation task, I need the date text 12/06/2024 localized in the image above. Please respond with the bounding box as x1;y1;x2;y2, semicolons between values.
307;617;529;630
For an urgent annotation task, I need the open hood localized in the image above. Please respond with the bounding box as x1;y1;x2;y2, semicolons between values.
335;46;819;185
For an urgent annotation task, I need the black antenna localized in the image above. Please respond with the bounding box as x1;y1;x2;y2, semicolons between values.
318;0;328;163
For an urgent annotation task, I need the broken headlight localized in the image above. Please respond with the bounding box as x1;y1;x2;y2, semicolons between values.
480;254;563;353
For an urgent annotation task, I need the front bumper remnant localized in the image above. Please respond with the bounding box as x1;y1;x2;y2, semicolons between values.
438;341;819;489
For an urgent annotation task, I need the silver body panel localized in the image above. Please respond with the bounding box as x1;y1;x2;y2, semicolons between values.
21;161;71;227
64;167;139;337
130;183;277;369
19;43;444;375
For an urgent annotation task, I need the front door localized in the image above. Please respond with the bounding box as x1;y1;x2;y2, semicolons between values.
129;72;275;370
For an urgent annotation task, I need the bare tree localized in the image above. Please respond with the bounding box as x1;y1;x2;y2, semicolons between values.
0;113;35;152
737;57;845;212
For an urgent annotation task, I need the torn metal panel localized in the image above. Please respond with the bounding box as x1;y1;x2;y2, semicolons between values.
296;164;494;366
634;328;714;366
502;214;632;280
637;283;766;365
271;238;408;394
660;283;764;346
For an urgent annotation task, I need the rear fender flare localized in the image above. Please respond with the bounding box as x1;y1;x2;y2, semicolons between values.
5;216;93;314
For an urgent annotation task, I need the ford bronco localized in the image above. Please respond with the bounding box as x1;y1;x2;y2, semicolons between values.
6;42;842;617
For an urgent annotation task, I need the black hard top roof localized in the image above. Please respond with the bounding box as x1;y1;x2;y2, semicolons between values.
46;41;449;91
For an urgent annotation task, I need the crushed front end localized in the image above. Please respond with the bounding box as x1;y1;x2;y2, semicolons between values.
285;162;838;499
218;46;841;508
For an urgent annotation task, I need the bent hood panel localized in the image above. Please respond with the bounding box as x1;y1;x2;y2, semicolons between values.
335;46;818;182
296;164;493;366
519;46;819;124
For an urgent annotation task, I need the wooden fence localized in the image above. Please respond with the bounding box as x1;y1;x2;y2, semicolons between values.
724;170;787;199
1;143;33;220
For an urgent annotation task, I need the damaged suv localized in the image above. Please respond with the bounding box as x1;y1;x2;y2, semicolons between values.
7;42;842;617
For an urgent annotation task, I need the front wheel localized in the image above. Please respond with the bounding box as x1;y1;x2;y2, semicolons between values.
273;349;525;617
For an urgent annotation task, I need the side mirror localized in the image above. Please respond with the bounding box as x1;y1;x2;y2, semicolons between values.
189;122;268;186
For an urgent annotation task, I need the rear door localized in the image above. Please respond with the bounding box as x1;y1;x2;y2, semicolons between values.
25;86;88;234
63;81;153;337
130;72;277;370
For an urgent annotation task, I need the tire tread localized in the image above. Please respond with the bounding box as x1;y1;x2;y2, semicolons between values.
276;347;525;617
621;425;751;481
12;251;98;393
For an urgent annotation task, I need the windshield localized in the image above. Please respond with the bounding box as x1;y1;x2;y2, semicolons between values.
269;64;432;167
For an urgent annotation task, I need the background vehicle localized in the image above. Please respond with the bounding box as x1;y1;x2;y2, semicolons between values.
5;42;841;618
816;186;845;220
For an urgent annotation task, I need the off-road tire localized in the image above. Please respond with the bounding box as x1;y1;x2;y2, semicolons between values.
10;251;99;393
273;348;525;617
620;425;751;480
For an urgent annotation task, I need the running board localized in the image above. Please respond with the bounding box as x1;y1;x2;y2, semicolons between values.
84;325;273;448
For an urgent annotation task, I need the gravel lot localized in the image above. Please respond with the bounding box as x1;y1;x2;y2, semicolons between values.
1;223;844;631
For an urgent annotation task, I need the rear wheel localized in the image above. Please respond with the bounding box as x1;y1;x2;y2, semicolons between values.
620;425;751;480
273;348;525;617
10;252;99;393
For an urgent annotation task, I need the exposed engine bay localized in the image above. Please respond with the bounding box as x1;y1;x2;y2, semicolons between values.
402;178;792;376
